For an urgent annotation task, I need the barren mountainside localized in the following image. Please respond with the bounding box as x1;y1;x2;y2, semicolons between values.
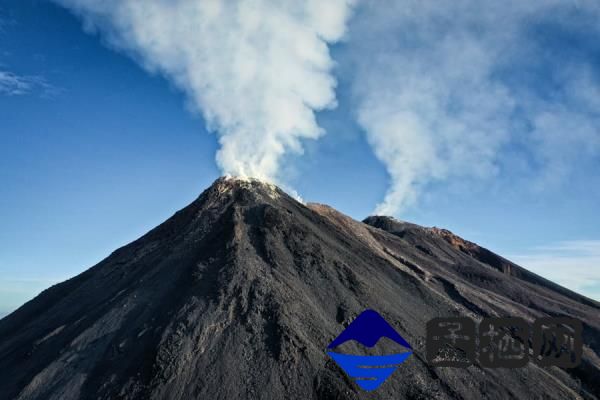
0;177;599;400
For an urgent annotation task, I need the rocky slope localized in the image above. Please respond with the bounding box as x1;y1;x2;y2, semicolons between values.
0;177;598;399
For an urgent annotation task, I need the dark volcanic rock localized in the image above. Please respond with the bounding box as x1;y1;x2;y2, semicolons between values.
0;178;599;400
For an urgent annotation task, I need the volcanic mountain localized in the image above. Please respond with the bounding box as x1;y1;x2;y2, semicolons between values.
0;177;599;400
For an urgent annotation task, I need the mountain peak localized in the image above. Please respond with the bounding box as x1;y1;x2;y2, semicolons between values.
1;179;599;399
212;175;281;194
363;215;423;233
196;176;287;210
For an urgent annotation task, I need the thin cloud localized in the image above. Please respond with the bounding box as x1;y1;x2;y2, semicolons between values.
510;240;600;301
0;70;38;95
0;70;59;97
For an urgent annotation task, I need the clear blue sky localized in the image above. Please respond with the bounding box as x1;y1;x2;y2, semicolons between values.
1;0;599;316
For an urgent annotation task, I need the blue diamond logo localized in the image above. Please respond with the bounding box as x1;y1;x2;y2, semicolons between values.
327;309;412;391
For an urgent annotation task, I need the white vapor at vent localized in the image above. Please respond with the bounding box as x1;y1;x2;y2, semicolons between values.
55;0;355;181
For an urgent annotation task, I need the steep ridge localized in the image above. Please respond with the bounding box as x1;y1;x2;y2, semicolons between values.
0;177;598;400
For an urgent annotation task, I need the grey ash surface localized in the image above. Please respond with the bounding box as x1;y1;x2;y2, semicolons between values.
0;177;599;400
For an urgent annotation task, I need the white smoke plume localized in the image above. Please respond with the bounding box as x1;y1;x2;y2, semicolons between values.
54;0;355;181
347;0;600;215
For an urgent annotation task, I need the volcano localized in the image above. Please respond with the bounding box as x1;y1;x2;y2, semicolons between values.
0;177;599;399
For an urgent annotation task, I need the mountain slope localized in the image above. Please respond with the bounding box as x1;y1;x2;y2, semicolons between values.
0;177;598;400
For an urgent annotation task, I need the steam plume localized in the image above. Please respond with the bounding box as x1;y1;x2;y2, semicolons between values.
55;0;355;181
347;0;600;215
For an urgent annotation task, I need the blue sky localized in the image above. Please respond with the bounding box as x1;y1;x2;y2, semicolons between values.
1;0;599;316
